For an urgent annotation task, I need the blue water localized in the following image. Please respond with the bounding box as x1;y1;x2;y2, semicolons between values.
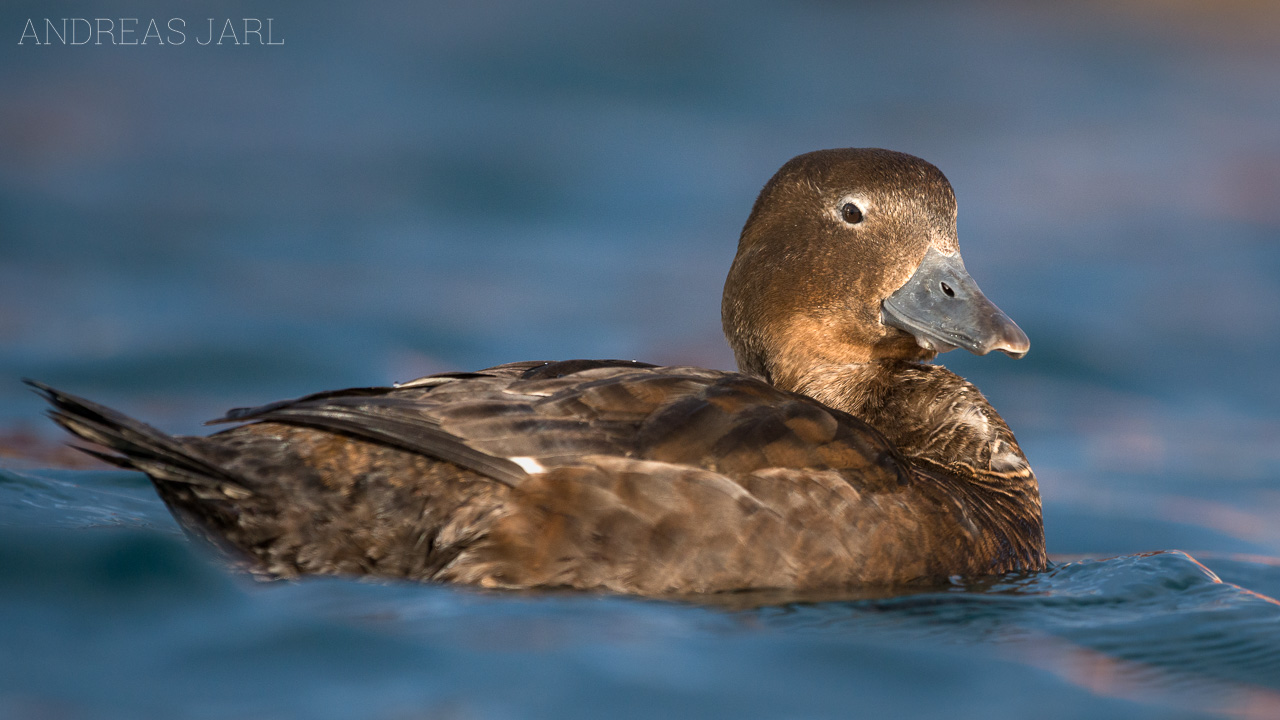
3;1;1280;717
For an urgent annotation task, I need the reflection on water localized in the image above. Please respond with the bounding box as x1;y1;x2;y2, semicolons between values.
2;0;1279;717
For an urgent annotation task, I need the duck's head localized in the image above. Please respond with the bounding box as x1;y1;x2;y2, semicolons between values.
722;148;1029;390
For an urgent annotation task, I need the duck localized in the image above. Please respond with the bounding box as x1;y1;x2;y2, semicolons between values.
30;148;1044;595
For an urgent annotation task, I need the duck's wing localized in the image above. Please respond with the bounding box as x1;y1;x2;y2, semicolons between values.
201;362;655;487
205;360;909;493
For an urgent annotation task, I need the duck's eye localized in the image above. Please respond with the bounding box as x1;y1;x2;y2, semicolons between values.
841;202;864;224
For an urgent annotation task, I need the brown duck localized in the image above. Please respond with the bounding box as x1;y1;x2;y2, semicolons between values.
31;148;1043;595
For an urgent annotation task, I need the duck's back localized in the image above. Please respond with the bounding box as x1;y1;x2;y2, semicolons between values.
39;360;1019;593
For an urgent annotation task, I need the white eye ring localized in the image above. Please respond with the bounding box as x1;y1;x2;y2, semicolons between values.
832;195;870;225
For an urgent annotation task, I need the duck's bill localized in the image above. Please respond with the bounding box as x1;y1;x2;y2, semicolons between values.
881;247;1030;358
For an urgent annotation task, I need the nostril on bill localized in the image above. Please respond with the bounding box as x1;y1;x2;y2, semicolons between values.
940;282;954;297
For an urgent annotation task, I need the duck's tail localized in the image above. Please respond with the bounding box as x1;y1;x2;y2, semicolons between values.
24;380;247;493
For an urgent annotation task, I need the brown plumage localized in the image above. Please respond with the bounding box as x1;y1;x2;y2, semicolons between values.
31;148;1045;595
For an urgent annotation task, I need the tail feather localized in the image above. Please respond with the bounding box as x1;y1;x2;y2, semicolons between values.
24;379;244;490
69;443;135;470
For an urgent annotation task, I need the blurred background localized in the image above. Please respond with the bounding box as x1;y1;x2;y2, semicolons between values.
2;1;1280;718
4;0;1278;557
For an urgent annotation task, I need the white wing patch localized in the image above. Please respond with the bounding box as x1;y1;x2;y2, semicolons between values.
393;376;457;389
509;456;548;474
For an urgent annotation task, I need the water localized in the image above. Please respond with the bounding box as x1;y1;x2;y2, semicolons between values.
3;1;1280;717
